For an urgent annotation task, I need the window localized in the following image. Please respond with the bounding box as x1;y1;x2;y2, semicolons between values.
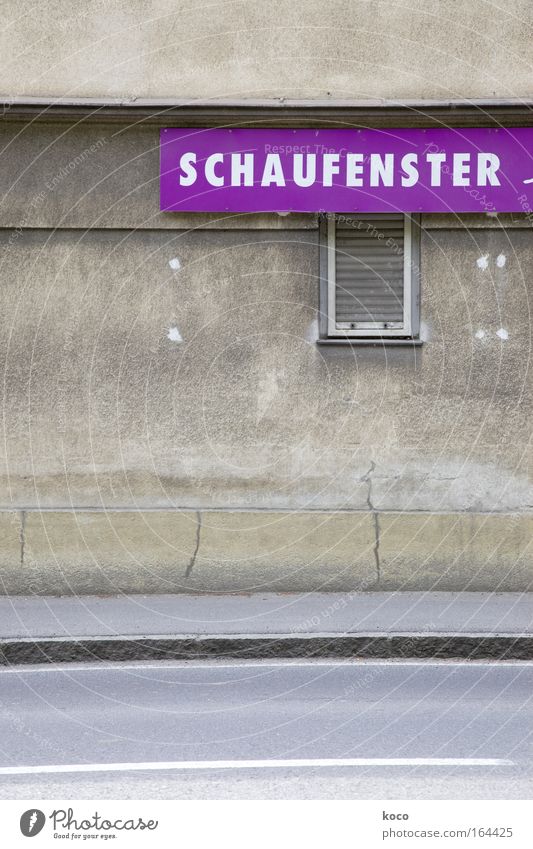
320;213;420;340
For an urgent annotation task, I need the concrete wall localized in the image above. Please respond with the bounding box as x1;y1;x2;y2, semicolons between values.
0;0;532;594
1;1;532;101
0;119;531;594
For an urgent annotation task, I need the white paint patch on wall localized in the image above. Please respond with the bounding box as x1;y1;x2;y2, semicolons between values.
496;328;509;340
167;326;183;342
419;320;431;342
168;257;181;270
305;319;319;343
257;370;282;421
474;329;486;340
476;254;489;270
496;253;506;268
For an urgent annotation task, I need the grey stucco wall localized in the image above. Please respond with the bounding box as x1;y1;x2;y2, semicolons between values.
1;1;532;100
1;224;531;514
0;115;531;593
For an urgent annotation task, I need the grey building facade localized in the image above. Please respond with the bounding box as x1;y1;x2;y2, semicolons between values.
0;1;531;594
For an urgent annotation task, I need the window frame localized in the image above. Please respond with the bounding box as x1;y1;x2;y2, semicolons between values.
319;212;421;340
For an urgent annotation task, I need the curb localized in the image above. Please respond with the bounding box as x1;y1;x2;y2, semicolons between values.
1;633;532;665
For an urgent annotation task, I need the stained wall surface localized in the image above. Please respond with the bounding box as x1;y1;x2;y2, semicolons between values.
0;0;531;593
0;1;531;100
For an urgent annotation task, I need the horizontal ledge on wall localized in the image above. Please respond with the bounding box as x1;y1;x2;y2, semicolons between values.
0;224;317;233
0;218;529;233
1;507;530;515
317;338;424;347
0;97;532;127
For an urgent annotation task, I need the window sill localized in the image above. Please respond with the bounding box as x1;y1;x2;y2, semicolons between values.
317;337;423;347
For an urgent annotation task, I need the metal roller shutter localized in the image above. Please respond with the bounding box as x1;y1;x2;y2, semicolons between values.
334;214;405;327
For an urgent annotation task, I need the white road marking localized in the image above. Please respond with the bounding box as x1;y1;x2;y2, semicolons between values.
0;659;531;673
523;177;533;183
0;758;513;775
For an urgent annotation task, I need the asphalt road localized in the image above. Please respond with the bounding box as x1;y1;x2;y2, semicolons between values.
0;659;531;799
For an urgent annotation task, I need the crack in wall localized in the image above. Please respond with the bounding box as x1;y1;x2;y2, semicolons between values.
361;462;381;586
19;510;26;568
185;510;202;578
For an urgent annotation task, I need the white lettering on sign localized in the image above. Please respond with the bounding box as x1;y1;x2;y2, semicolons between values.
177;151;502;189
370;154;394;187
205;153;224;187
293;154;316;187
477;153;501;186
178;152;197;186
426;153;446;186
453;153;471;187
231;153;254;186
261;153;285;187
322;154;341;187
401;153;419;187
346;153;364;186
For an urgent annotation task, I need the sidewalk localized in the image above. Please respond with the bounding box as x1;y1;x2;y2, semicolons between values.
1;592;531;664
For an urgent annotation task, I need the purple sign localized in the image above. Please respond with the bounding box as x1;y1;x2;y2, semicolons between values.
160;128;533;213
